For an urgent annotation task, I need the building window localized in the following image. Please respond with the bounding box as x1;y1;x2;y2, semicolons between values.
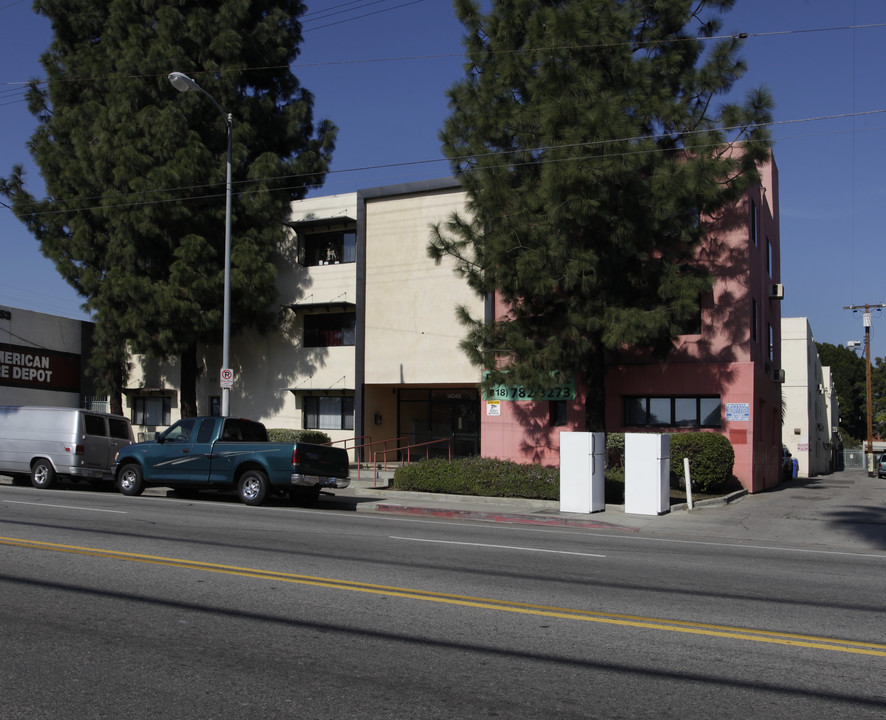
768;323;774;361
767;237;773;277
750;199;758;246
209;396;221;417
304;396;354;431
624;396;721;428
299;229;356;267
549;400;567;427
304;312;356;347
133;396;171;426
752;297;758;342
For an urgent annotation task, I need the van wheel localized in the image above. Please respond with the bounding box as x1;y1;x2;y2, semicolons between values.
117;464;145;496
238;470;269;506
31;460;56;489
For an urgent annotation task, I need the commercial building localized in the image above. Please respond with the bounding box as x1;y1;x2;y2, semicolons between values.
0;306;100;409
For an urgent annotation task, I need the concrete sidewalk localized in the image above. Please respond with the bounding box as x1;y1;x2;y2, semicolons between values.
335;468;886;552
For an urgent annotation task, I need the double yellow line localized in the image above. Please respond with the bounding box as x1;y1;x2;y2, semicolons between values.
3;534;885;658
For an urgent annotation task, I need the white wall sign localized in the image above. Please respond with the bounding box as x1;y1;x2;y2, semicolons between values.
725;402;750;422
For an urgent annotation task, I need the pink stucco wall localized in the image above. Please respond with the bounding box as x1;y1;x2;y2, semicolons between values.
479;156;783;493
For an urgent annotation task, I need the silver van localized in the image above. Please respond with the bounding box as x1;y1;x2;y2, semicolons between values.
0;406;134;489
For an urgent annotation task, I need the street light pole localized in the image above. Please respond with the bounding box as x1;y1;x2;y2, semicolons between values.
844;302;886;476
169;72;233;417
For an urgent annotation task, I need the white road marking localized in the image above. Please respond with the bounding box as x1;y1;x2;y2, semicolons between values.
2;500;128;514
389;536;606;557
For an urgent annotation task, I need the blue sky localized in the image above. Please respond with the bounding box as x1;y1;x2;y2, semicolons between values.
1;0;885;359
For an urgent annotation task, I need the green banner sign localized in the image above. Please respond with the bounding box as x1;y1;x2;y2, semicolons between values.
483;373;575;402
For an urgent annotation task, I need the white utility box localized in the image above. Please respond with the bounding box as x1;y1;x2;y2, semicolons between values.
625;433;670;515
559;432;605;513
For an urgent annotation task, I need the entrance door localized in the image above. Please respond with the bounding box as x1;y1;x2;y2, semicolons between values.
399;389;480;459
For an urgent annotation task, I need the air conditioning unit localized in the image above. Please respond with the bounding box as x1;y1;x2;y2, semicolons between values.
769;283;784;299
818;384;825;394
772;368;785;383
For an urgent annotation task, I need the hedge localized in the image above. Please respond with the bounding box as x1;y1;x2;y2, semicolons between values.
267;428;332;445
393;457;560;500
390;431;734;501
393;456;628;504
667;432;735;493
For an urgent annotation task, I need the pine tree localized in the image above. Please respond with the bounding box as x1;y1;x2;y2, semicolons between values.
429;0;773;431
817;343;866;442
1;0;336;415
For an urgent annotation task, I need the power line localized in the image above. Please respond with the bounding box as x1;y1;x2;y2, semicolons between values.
2;21;886;89
4;106;886;219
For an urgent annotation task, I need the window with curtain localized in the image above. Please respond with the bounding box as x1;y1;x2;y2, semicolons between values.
133;396;171;426
304;313;356;347
304;396;354;430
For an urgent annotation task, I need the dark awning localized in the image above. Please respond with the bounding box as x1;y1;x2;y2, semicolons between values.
283;300;356;314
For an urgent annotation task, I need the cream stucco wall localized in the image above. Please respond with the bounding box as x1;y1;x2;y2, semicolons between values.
363;188;483;386
781;316;833;477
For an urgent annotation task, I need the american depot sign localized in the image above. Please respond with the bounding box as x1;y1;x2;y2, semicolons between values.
0;342;81;393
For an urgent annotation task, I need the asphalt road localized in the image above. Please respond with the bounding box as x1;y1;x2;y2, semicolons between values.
1;482;885;719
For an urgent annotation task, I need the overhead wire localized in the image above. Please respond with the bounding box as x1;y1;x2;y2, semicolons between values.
0;16;885;217
5;106;886;220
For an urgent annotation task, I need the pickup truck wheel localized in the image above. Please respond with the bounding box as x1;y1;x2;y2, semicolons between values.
31;460;56;489
117;464;145;496
238;470;269;506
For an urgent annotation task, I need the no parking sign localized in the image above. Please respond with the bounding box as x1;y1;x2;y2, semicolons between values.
220;368;234;389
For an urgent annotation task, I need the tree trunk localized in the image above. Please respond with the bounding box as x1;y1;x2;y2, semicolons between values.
179;343;201;418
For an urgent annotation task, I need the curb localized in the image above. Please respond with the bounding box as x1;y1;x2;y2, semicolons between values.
372;502;639;531
670;488;748;512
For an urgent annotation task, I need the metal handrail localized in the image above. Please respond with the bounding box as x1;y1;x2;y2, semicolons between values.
349;436;409;482
371;438;452;486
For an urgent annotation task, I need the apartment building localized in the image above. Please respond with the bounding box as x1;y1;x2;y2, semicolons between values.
116;157;785;491
781;317;839;476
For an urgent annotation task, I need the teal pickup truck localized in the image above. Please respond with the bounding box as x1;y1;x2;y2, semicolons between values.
112;417;349;506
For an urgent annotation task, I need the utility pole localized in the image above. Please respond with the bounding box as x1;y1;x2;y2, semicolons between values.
843;303;886;476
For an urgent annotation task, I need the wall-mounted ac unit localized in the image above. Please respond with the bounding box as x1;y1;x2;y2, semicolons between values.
772;368;785;383
769;283;784;299
818;384;825;393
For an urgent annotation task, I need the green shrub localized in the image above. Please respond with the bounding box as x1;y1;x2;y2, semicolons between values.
267;428;332;445
606;432;625;469
668;432;734;493
393;456;627;504
393;457;560;500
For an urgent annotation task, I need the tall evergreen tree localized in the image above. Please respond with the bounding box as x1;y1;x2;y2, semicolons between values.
1;0;336;415
817;342;866;442
429;0;773;431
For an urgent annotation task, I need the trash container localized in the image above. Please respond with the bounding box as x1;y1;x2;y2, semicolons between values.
792;457;799;478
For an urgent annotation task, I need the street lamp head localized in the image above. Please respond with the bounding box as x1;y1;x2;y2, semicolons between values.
168;71;200;93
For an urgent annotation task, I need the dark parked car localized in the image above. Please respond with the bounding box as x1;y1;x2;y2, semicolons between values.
877;454;886;479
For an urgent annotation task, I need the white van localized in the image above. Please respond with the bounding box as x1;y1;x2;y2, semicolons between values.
0;406;134;489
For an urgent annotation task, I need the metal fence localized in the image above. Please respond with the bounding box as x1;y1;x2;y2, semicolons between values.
842;450;867;471
82;396;109;413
